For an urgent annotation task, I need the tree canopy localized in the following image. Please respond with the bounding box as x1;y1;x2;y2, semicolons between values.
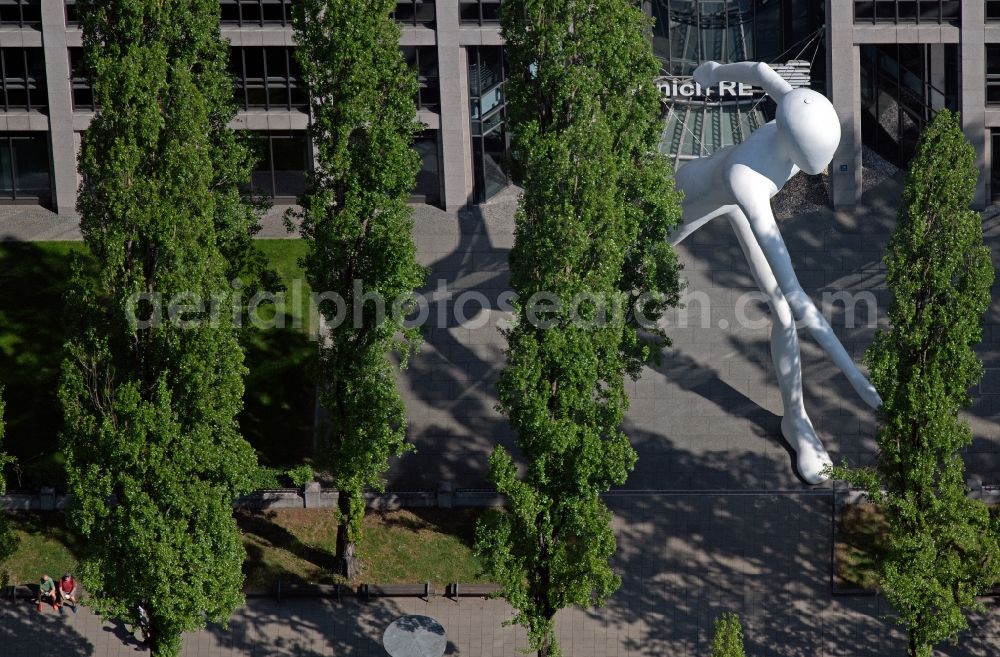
474;1;683;655
289;0;425;577
60;1;262;654
837;109;999;657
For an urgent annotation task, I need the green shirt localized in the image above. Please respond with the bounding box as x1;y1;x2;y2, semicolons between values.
39;578;54;593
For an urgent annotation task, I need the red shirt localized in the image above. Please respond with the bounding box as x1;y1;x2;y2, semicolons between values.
60;578;76;595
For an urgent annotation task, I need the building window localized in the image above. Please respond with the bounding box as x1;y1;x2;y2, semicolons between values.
246;131;309;199
393;0;435;27
988;45;1000;105
230;47;307;111
861;43;958;167
402;46;439;111
468;46;508;203
412;130;440;204
0;49;46;112
651;0;826;90
0;133;51;203
69;48;97;111
853;1;960;24
460;0;501;24
0;0;40;27
220;0;294;26
989;0;1000;21
64;0;77;25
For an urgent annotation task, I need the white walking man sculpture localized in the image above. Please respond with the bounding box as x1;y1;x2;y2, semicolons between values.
668;61;881;484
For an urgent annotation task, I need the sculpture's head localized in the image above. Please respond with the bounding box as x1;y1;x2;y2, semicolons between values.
775;88;841;175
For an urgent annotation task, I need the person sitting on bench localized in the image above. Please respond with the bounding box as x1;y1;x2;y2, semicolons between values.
58;574;78;614
36;574;58;612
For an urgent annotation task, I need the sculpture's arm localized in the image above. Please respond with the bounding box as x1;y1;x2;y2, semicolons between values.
693;61;793;103
729;166;882;409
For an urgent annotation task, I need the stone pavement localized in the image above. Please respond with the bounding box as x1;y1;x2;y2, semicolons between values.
391;175;1000;490
2;492;997;656
1;173;998;655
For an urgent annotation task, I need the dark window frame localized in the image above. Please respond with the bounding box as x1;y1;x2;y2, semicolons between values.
468;46;509;204
0;132;52;204
245;130;310;200
0;48;46;112
0;0;41;28
220;0;294;27
393;0;435;27
989;0;1000;21
69;47;97;111
402;46;440;111
853;1;960;24
991;129;1000;201
459;0;501;25
411;129;440;205
230;46;307;112
987;44;1000;105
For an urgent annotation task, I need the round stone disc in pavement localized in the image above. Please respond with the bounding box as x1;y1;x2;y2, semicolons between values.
382;615;447;657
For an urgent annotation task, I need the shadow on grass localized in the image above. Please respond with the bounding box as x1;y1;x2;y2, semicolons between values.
237;509;341;592
0;238;316;489
374;507;481;545
0;241;89;492
239;326;316;469
835;503;888;592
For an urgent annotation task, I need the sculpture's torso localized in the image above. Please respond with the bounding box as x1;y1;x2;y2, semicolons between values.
674;122;799;207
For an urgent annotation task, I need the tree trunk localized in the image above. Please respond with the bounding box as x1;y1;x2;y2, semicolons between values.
336;489;362;580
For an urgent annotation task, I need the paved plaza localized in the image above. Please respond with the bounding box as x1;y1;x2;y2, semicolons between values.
2;173;999;654
2;492;998;656
393;174;1000;491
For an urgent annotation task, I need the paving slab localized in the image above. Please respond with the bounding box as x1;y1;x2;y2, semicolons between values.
3;493;997;656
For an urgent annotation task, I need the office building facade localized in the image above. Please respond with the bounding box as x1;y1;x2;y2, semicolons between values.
827;1;996;208
2;0;507;214
5;1;1000;215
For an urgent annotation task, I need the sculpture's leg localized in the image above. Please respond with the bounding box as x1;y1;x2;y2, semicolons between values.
735;197;882;410
727;209;832;484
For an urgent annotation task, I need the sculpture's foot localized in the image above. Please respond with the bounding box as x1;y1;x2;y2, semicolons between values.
849;374;882;410
781;414;832;485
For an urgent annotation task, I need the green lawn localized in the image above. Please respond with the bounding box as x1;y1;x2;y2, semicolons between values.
3;512;82;586
239;507;488;592
834;503;887;591
835;503;1000;591
4;508;488;593
0;242;88;491
0;239;318;487
238;240;318;469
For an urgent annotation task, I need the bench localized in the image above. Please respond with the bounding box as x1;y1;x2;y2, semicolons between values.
447;583;502;598
5;584;35;602
360;583;434;599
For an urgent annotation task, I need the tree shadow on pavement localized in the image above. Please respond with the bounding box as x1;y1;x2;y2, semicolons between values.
201;597;405;656
0;598;95;656
389;199;517;490
580;430;1000;657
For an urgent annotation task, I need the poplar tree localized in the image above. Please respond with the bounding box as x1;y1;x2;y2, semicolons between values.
0;389;17;588
290;0;425;578
711;612;746;657
59;2;261;655
473;1;682;655
837;110;1000;657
